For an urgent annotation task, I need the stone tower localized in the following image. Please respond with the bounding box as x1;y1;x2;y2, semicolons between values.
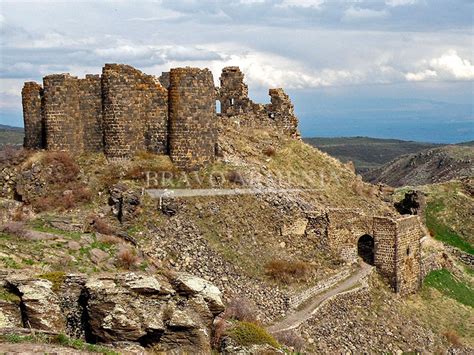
168;67;217;171
22;82;43;149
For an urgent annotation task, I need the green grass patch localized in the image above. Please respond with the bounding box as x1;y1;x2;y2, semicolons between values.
425;200;474;255
0;288;20;303
424;269;474;308
30;218;82;240
0;257;20;269
228;321;280;348
37;271;66;292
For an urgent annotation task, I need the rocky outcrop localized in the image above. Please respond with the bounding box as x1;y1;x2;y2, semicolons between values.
0;271;224;353
108;184;141;223
395;190;426;216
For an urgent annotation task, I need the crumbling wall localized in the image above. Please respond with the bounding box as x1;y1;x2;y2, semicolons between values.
102;64;168;159
79;75;103;152
169;67;217;171
219;66;252;115
268;88;299;138
22;82;44;149
42;74;83;153
394;216;422;295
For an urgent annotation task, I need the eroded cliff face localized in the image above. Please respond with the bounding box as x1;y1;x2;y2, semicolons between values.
0;270;224;353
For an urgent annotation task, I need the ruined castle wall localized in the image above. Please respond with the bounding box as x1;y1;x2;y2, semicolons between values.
42;74;83;153
373;217;397;288
22;82;44;149
219;67;252;116
268;88;299;138
78;75;103;152
326;209;374;261
102;64;168;159
169;67;217;171
394;216;422;295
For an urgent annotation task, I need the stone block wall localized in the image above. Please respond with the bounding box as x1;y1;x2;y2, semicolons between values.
22;82;44;149
102;64;168;159
43;74;83;153
394;216;422;295
169;67;217;171
79;75;103;152
312;208;422;294
373;217;398;287
22;63;300;170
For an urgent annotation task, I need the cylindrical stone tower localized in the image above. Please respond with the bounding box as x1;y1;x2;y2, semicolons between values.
43;74;83;152
169;67;217;171
22;82;44;149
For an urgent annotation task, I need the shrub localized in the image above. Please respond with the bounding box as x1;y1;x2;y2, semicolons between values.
227;170;245;185
89;214;115;235
211;318;228;349
0;222;26;237
224;297;257;322
228;321;279;348
42;152;80;184
444;330;462;347
265;259;311;284
273;330;305;352
37;271;66;292
117;246;139;269
263;146;276;157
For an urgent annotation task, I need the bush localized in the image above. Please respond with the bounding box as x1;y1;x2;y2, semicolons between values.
262;146;276;157
89;214;115;235
227;170;245;185
273;330;305;352
1;222;26;237
444;330;462;347
211;318;228;349
264;259;311;284
228;321;279;348
42;152;80;184
116;246;139;269
224;297;257;322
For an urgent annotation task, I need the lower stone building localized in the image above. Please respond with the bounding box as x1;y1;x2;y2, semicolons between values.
306;208;423;295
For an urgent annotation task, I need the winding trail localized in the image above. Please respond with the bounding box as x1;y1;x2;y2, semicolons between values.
268;263;373;333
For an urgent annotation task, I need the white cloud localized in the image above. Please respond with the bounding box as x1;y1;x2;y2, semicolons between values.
405;50;474;81
385;0;419;7
277;0;326;9
343;6;388;21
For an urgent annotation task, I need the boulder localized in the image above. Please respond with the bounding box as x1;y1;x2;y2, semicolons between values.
6;277;65;332
172;273;225;314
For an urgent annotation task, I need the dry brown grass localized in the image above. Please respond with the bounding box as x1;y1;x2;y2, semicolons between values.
224;297;257;322
116;246;139;269
227;170;245;185
0;221;26;237
444;330;462;347
273;330;305;352
262;146;276;157
264;259;311;284
42;152;80;184
211;318;228;349
89;214;115;235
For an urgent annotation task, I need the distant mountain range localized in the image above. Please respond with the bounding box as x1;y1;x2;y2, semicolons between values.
0;124;24;146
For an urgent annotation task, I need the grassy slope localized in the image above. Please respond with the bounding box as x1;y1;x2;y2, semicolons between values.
304;136;439;172
406;180;474;254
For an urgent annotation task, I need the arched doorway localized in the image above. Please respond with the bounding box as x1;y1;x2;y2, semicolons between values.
358;234;375;265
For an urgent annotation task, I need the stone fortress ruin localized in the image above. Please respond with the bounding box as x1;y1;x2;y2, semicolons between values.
21;64;423;295
22;64;299;171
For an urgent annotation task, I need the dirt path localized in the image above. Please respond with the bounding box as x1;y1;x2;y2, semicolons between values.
268;263;373;333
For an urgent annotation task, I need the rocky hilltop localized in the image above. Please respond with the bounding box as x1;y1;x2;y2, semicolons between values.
364;145;474;187
0;64;472;353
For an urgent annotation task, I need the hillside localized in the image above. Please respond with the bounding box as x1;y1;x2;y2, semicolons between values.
304;136;439;174
364;145;474;187
0;125;24;147
0;124;472;353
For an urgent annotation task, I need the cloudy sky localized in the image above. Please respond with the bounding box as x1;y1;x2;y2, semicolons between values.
1;0;473;142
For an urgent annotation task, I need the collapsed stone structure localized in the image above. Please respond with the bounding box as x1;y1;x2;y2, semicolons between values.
22;64;299;170
306;209;423;295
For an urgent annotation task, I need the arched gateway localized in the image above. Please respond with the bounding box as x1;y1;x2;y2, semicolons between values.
305;209;423;295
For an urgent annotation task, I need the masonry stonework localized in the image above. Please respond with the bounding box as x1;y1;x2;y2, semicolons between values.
169;68;217;171
309;208;423;295
22;82;44;149
22;63;299;170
